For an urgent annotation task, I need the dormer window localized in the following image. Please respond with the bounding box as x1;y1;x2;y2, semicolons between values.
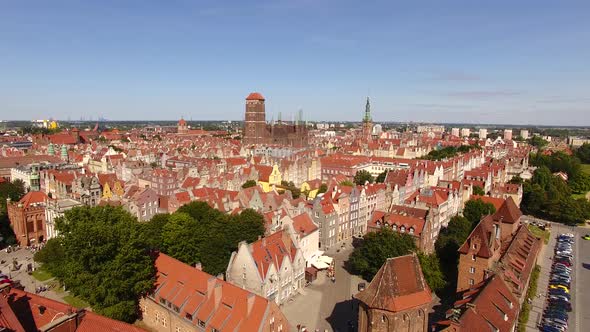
400;226;405;233
409;227;414;235
392;224;397;231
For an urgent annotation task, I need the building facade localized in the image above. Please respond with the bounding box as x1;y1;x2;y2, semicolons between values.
355;254;433;332
242;92;308;147
7;191;49;246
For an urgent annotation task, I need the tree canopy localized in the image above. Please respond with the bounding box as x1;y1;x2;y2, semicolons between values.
521;153;590;225
241;180;257;188
528;136;549;149
349;228;417;282
576;143;590;164
354;170;374;185
35;206;154;322
375;170;388;183
472;186;485;196
463;199;497;228
432;215;472;297
423;144;479;161
0;179;26;246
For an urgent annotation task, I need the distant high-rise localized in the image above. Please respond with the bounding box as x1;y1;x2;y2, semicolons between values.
504;129;513;141
479;128;488;139
520;129;529;140
451;128;460;137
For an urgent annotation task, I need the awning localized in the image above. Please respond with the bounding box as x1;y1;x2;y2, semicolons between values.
312;261;329;270
319;255;333;265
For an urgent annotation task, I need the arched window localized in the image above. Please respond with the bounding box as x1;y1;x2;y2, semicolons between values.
400;226;405;233
409;227;414;235
392;224;397;231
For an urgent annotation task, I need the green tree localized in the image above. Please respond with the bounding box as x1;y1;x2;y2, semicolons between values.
242;180;257;188
317;183;328;194
472;186;485;196
528;136;549;149
339;180;354;187
569;172;590;194
37;206;154;323
375;170;388;183
434;215;472;293
354;170;374;185
140;213;170;250
161;212;203;266
463;199;496;228
0;179;26;245
417;252;446;292
508;175;524;184
349;228;417;281
576;143;590;163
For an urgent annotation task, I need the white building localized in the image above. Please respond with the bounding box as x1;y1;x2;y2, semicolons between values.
451;128;460;137
44;198;83;240
504;129;513;141
479;128;488;139
460;128;471;137
520;129;529;140
226;229;305;305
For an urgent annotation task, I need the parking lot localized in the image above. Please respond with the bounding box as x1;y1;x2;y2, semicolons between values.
281;244;365;332
525;220;589;332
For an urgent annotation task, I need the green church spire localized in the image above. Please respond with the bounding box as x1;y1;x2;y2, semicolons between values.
363;97;372;122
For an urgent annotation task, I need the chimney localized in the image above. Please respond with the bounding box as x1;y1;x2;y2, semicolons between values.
207;276;216;296
213;283;222;309
246;292;256;316
194;262;202;271
262;237;266;247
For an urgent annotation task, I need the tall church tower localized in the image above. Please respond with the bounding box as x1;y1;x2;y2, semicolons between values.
244;92;267;145
362;97;373;142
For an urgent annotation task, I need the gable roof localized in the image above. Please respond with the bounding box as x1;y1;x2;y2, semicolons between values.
153;253;284;332
250;230;298;280
355;254;432;312
17;191;49;208
2;286;145;332
492;197;521;224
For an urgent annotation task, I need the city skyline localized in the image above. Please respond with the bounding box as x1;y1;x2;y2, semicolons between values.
1;1;589;125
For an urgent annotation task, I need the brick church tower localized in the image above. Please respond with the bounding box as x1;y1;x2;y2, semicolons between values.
243;92;267;145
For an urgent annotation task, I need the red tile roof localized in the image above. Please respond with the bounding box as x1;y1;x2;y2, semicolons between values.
250;230;298;280
355;254;432;312
2;287;145;332
17;191;49;208
246;92;265;101
470;195;505;211
291;213;318;236
152;253;285;332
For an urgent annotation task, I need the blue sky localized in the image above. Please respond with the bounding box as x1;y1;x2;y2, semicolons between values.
1;0;589;125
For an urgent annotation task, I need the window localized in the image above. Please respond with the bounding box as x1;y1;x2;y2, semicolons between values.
469;279;475;286
471;254;476;261
198;320;206;328
175;327;182;332
162;317;167;327
185;313;193;321
469;267;475;274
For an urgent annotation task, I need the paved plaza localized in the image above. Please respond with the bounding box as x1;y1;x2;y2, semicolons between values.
0;246;65;303
282;244;365;332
